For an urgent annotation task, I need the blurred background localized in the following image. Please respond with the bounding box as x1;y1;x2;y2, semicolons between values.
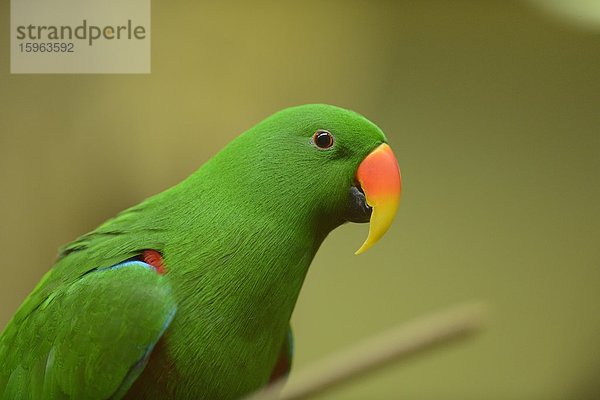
1;1;599;399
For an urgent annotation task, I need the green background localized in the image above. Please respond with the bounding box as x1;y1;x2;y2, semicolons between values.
1;1;598;399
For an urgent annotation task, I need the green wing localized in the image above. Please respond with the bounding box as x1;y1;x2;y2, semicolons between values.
0;261;176;400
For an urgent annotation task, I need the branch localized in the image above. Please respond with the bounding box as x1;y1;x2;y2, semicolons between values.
244;302;487;400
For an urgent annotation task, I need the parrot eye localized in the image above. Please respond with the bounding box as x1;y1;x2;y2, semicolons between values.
312;130;334;149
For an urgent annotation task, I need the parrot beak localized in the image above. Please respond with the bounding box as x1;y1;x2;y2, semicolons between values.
354;143;401;255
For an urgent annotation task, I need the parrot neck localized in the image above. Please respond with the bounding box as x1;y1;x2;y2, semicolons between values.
167;190;327;326
159;164;336;379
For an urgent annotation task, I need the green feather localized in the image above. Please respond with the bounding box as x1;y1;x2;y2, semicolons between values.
1;104;387;399
1;263;175;399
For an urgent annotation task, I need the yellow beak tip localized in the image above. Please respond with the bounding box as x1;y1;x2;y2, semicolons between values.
354;240;373;255
354;248;365;256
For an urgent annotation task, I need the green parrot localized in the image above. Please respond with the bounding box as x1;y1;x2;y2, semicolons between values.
0;104;401;399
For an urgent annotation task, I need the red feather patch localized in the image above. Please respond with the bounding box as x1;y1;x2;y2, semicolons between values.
142;250;167;275
269;349;291;383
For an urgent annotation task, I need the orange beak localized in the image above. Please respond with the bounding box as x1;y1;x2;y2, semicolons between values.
354;143;401;255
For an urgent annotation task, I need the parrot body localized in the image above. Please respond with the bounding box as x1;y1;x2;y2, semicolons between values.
0;104;401;399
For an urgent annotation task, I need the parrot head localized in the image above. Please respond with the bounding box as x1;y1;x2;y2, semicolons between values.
214;104;401;254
